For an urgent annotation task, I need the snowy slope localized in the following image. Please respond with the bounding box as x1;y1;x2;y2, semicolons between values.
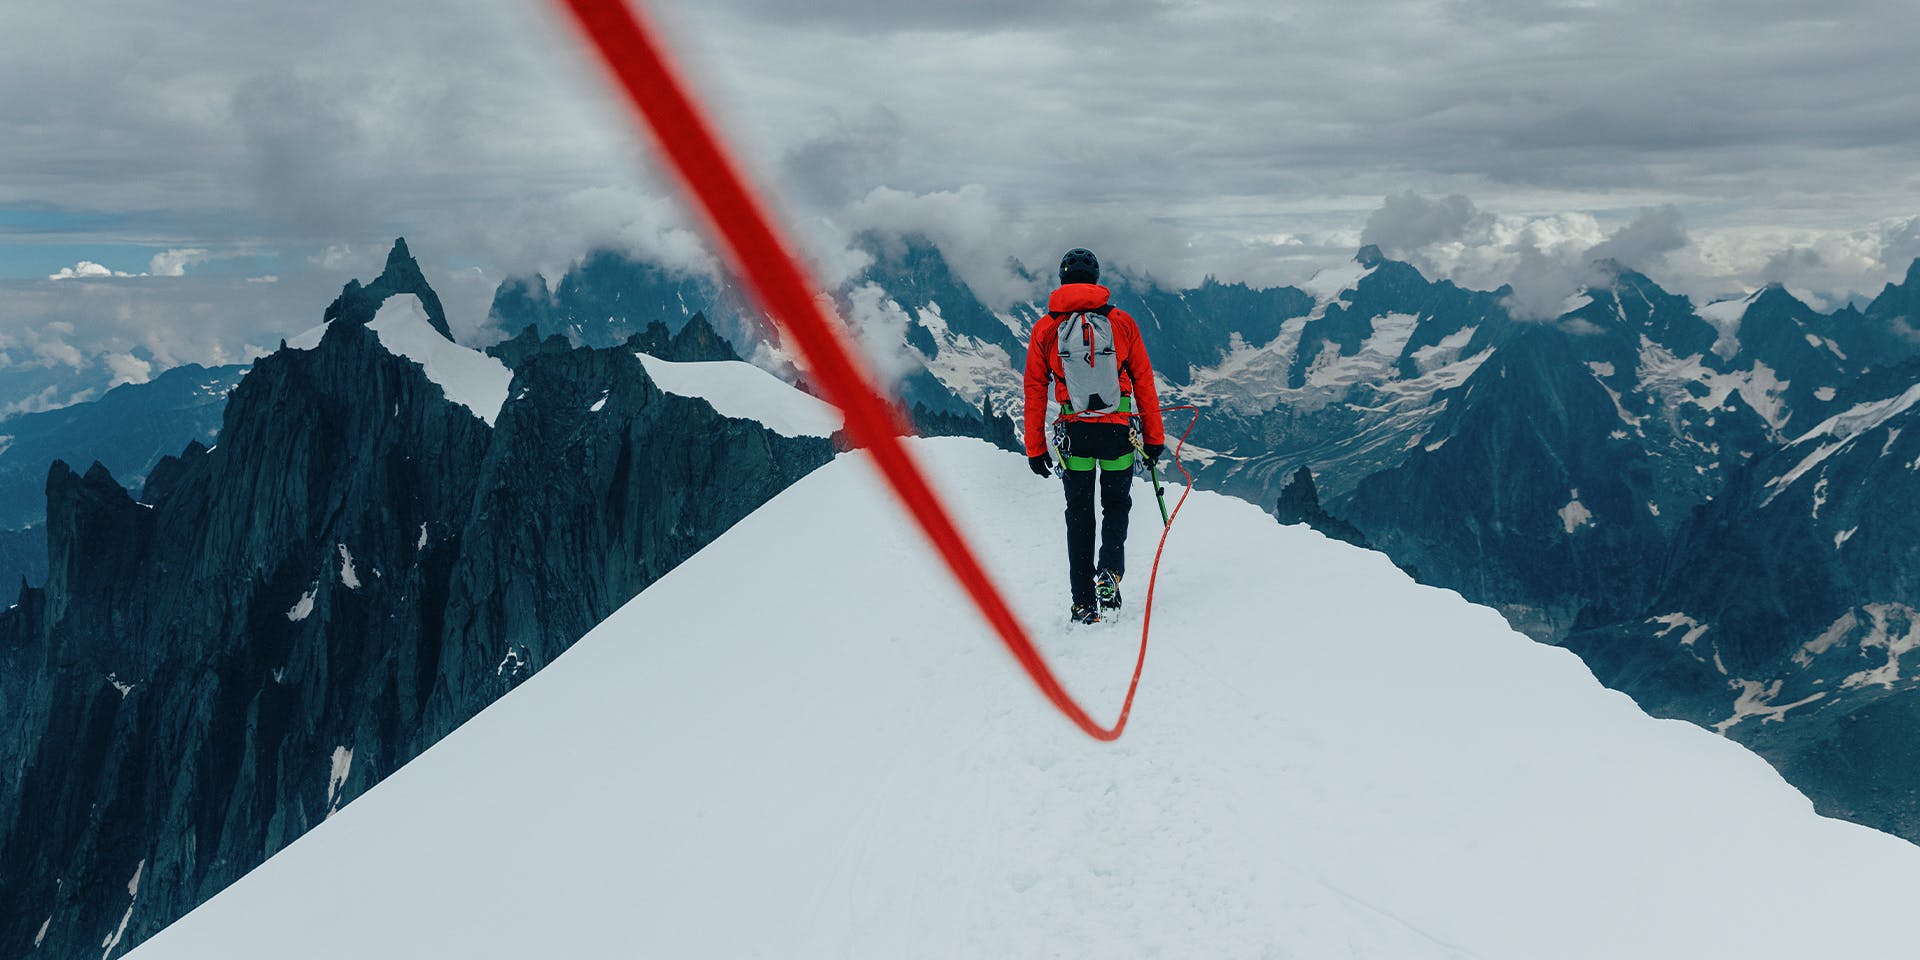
129;439;1920;960
635;351;843;438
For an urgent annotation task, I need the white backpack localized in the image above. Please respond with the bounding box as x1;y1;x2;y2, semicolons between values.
1055;306;1122;416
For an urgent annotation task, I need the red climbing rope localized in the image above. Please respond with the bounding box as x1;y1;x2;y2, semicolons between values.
1108;404;1200;736
552;0;1194;741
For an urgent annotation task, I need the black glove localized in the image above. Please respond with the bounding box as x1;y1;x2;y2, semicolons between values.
1143;442;1166;464
1029;454;1054;477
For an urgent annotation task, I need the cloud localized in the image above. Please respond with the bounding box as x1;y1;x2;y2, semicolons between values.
842;282;918;389
1495;208;1689;319
1761;247;1825;286
699;0;1171;31
49;260;135;281
4;0;1920;393
46;248;210;281
469;187;718;289
1587;205;1688;270
147;248;210;276
0;383;97;418
1362;193;1491;259
843;186;1043;309
1880;217;1920;275
1352;194;1700;319
780;107;906;208
104;351;153;387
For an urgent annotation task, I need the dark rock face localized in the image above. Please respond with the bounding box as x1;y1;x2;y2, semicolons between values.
910;397;1021;453
0;258;834;959
1845;260;1920;367
0;527;45;597
1272;467;1370;549
1116;276;1318;386
1345;322;1674;641
1564;361;1920;839
0;364;246;587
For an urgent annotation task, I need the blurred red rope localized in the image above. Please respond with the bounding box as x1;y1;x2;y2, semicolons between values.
552;0;1192;741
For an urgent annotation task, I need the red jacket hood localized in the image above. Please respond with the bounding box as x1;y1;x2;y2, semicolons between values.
1047;283;1112;312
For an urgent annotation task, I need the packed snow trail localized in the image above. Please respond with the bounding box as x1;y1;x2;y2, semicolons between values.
130;438;1920;960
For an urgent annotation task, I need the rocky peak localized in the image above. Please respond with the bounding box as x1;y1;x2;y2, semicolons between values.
0;269;836;959
486;325;571;369
1274;466;1371;549
323;237;454;341
623;312;740;364
1863;259;1920;329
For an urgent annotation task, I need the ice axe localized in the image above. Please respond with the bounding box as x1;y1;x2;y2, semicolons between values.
1146;455;1171;527
1131;423;1171;527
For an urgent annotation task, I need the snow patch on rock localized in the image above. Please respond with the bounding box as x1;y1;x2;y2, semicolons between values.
1651;612;1710;648
1696;292;1755;360
1716;679;1826;734
635;352;843;438
1841;605;1920;691
1796;611;1859;667
286;585;317;622
101;859;144;959
1299;260;1375;309
1767;382;1920;500
1558;491;1593;533
327;746;353;815
337;545;360;590
1637;336;1791;434
368;295;513;426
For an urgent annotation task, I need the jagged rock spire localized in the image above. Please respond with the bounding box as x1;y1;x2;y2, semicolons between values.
322;237;455;341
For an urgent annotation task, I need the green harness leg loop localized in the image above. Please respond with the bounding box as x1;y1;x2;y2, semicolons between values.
1057;396;1137;472
1061;451;1135;472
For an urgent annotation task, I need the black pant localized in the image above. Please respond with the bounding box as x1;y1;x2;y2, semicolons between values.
1059;422;1133;608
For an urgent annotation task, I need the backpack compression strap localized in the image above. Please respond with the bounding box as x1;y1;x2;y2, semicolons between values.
1052;303;1124;419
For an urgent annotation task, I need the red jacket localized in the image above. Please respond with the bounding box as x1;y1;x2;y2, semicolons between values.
1023;283;1165;457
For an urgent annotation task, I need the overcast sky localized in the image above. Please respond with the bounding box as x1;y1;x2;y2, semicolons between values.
3;0;1918;407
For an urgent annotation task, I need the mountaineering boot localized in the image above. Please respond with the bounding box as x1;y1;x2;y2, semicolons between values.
1070;603;1102;625
1094;569;1123;610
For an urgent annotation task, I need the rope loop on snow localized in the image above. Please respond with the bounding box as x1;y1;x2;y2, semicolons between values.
552;0;1196;741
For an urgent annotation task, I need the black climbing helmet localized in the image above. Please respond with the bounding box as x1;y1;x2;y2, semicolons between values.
1059;248;1100;285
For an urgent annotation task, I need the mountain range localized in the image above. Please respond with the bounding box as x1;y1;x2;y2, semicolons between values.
0;363;246;589
0;240;834;958
6;231;1920;958
488;237;1920;842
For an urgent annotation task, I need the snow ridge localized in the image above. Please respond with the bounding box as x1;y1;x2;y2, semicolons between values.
129;439;1920;960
